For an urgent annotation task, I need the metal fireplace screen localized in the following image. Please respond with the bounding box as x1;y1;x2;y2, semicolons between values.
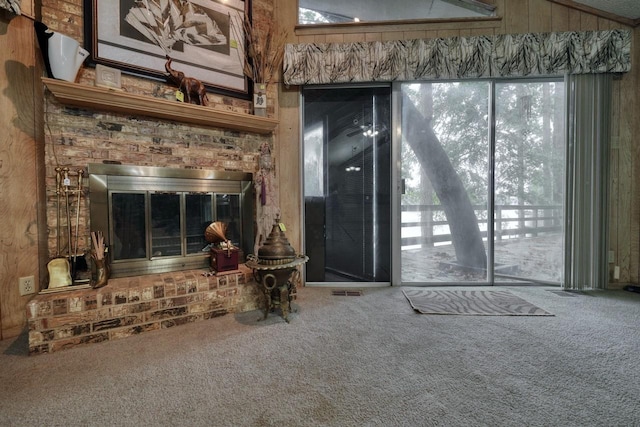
89;164;253;278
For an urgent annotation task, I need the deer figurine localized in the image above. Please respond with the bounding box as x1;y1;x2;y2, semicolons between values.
164;55;209;106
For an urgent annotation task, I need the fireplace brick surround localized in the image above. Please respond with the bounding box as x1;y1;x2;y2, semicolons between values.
27;266;270;355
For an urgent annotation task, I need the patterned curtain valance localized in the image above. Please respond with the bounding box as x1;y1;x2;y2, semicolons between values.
0;0;21;14
283;29;631;85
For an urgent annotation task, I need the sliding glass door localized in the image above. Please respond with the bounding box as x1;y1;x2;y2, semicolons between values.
302;79;565;286
399;81;490;283
399;79;565;285
493;81;565;284
303;86;391;284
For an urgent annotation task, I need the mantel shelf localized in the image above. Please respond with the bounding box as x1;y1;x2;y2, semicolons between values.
42;78;278;134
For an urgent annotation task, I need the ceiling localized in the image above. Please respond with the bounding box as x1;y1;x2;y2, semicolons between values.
573;0;640;20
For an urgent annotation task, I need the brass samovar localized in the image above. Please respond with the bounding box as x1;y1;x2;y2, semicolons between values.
246;217;308;322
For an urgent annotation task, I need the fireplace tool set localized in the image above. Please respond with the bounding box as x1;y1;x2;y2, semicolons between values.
46;167;89;290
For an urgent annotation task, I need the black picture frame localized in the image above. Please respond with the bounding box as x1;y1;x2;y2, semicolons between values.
84;0;251;100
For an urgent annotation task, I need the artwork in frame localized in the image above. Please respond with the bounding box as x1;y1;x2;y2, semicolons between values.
84;0;251;99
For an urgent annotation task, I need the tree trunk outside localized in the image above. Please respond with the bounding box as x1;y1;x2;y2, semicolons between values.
402;90;487;269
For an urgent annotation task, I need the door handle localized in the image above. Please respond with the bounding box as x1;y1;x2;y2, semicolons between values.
401;179;406;195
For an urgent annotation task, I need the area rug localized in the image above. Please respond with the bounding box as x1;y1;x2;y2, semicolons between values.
402;289;553;316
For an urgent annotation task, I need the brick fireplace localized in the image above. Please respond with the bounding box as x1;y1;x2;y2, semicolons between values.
27;266;262;355
30;78;278;354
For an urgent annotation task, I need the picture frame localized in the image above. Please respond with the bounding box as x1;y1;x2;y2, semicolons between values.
84;0;251;99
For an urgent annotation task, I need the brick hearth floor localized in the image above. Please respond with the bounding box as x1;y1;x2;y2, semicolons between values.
27;265;265;355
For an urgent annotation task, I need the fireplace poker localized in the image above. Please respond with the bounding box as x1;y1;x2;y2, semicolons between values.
73;169;84;269
55;167;62;257
62;167;72;258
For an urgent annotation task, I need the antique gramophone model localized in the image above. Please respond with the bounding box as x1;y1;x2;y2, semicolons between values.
205;221;239;273
246;216;308;322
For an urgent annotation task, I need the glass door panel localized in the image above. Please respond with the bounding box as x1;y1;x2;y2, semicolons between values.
185;194;212;254
215;194;241;246
493;81;565;284
111;192;146;260
303;86;391;283
150;193;181;257
400;82;490;283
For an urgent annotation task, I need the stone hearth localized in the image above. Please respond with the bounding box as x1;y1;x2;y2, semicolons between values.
27;266;265;355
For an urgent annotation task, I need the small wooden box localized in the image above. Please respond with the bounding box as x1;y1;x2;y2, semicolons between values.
210;247;239;272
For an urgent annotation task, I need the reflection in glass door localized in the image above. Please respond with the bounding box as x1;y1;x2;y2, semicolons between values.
399;79;565;285
303;87;391;283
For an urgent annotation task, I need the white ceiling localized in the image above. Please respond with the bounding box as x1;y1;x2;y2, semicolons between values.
572;0;640;20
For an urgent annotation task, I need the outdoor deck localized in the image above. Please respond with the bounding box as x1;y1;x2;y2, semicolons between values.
401;233;563;284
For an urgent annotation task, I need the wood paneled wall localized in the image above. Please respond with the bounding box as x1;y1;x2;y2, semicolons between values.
1;0;637;341
275;0;640;286
0;6;44;340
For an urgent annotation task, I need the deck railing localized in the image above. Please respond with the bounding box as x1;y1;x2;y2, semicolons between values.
401;204;563;247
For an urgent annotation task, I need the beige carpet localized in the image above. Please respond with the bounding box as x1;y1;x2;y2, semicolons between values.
403;288;554;316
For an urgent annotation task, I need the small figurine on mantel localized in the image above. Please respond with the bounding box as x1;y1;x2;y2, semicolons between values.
165;55;209;106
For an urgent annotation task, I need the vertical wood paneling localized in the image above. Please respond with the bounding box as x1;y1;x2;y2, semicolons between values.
297;35;315;44
493;0;507;34
568;8;581;29
0;14;39;339
325;34;344;43
426;30;439;39
381;31;404;41
597;18;611;30
629;28;640;284
275;0;302;252
505;0;529;34
469;27;495;36
365;32;382;42
550;3;570;32
617;72;634;283
580;11;598;30
402;30;426;40
436;29;460;38
528;0;552;33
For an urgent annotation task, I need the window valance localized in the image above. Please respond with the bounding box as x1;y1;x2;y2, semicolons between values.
283;29;631;85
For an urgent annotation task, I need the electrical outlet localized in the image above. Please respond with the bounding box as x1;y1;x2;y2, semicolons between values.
19;276;36;296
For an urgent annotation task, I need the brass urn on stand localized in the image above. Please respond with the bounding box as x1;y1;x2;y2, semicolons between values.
246;216;308;322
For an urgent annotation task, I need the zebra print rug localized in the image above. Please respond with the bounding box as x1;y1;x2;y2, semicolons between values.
402;289;553;316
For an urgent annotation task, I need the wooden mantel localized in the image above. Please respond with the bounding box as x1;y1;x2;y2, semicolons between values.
42;78;278;134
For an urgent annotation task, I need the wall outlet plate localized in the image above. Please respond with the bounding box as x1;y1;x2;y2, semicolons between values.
19;275;36;296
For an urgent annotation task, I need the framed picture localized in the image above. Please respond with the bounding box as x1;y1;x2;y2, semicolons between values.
84;0;251;99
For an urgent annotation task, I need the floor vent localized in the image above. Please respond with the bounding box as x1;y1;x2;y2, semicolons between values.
331;290;363;297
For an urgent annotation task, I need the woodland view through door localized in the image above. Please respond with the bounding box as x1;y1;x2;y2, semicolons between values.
399;79;566;285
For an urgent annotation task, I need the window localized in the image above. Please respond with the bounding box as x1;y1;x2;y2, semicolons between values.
298;0;495;25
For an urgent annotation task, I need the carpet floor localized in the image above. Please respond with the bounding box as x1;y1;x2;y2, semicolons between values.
1;285;639;426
